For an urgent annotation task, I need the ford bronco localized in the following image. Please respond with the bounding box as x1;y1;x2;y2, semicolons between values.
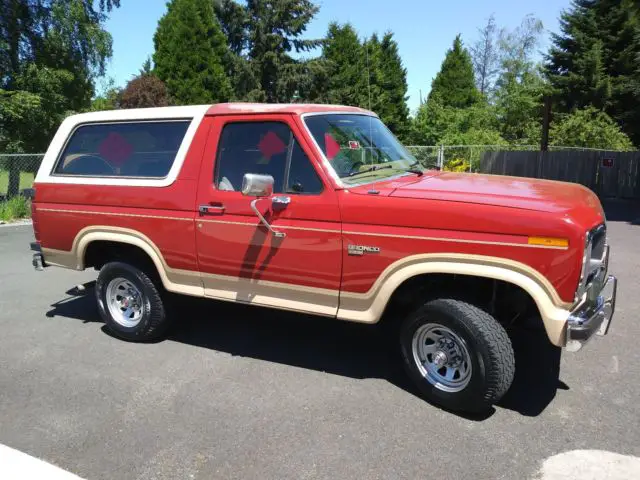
30;103;617;412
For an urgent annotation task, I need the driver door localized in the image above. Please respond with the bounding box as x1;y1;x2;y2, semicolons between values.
195;114;343;316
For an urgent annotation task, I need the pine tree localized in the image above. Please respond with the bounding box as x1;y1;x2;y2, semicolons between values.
428;35;481;109
375;32;410;139
214;0;322;102
546;1;607;110
153;0;232;104
322;23;366;106
546;0;640;145
248;0;322;102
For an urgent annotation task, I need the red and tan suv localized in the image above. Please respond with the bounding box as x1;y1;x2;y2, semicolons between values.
30;103;616;412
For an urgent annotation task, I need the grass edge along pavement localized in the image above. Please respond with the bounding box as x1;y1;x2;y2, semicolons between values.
0;196;31;223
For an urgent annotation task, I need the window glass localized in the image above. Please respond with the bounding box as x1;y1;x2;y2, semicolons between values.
286;140;323;194
304;114;420;185
215;122;323;194
54;120;190;178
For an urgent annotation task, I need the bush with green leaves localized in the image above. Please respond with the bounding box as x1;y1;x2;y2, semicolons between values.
0;196;31;222
550;107;634;150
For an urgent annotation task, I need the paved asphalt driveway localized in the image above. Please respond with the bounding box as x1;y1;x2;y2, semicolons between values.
0;201;639;479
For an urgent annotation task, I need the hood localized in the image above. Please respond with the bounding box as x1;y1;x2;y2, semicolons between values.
386;171;602;215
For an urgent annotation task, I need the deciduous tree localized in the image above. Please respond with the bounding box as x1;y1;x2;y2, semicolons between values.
470;15;500;96
0;0;121;151
550;106;634;150
120;74;170;109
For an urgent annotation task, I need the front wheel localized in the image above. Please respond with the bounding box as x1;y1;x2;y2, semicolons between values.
400;299;515;412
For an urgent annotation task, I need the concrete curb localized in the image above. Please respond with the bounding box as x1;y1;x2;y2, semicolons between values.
0;219;32;228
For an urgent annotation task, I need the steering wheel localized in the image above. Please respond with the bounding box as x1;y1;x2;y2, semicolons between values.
63;155;116;175
349;161;364;175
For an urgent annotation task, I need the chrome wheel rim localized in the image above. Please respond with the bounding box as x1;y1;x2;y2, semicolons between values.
412;323;473;392
106;277;144;328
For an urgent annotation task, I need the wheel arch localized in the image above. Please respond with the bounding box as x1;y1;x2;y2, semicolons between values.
71;226;203;297
337;254;572;347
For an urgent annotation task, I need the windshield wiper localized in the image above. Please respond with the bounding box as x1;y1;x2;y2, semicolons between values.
347;164;394;177
402;161;424;176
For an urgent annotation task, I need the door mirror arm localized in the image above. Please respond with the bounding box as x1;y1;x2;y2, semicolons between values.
241;173;287;238
250;199;286;238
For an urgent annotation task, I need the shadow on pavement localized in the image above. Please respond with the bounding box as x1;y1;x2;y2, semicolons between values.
45;281;100;323
498;328;565;416
46;282;564;419
601;198;640;225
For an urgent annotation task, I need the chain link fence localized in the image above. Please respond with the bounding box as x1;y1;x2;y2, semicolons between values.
0;154;44;200
407;145;543;172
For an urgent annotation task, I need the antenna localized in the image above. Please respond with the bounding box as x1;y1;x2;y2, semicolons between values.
365;38;373;170
365;40;372;111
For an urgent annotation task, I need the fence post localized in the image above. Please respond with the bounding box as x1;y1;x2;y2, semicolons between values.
437;145;444;170
7;157;20;198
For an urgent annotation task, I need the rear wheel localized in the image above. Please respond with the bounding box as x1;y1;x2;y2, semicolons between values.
400;298;515;412
96;261;170;341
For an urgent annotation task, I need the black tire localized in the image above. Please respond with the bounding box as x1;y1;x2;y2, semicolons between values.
95;261;170;342
400;299;515;413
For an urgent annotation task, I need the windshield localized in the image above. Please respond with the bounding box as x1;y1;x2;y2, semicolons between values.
304;114;420;185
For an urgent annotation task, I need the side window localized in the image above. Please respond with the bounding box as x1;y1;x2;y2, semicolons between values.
54;120;190;178
287;140;323;194
215;121;323;194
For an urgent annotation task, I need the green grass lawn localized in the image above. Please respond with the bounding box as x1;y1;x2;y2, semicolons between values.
0;171;35;196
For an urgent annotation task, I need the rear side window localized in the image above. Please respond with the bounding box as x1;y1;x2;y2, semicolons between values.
54;120;190;178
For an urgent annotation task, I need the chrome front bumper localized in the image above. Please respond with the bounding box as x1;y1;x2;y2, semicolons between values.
565;275;617;352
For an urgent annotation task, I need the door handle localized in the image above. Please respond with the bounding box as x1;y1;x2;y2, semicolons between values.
199;204;225;215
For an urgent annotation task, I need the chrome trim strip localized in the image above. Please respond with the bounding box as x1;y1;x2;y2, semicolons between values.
342;230;569;250
37;208;192;222
39;208;565;249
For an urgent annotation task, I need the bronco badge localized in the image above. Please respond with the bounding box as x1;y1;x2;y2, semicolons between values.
347;244;381;256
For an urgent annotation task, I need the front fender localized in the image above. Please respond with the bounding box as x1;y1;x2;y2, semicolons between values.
337;253;572;347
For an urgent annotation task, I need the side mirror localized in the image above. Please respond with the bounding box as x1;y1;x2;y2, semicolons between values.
241;173;274;197
241;173;285;238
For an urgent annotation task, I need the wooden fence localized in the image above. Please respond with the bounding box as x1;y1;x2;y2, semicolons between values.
480;150;640;199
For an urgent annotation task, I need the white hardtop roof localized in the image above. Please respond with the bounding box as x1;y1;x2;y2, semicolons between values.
64;105;211;124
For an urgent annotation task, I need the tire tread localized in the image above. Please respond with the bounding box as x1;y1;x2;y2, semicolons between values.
96;261;170;342
431;299;515;403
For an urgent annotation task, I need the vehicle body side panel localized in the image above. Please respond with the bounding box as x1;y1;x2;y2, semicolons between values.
33;114;212;273
194;113;343;313
337;191;584;304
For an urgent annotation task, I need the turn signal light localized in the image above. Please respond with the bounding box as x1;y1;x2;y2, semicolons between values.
528;236;569;248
